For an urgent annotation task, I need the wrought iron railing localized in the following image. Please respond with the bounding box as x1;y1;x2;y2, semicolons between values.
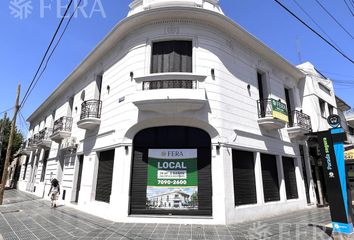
28;134;40;146
142;80;197;90
80;99;102;120
53;116;73;135
38;127;53;141
257;98;274;118
288;110;312;131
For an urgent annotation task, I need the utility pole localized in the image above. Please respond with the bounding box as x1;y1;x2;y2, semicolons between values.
0;84;20;205
0;112;8;165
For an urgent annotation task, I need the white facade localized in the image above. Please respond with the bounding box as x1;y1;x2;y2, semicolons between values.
17;0;322;224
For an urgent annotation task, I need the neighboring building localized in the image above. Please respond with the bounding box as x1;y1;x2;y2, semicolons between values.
17;0;347;224
297;62;353;207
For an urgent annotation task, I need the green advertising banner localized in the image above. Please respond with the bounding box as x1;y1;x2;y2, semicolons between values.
146;149;198;210
271;99;289;122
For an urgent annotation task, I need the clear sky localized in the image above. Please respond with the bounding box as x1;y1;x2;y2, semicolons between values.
0;0;353;136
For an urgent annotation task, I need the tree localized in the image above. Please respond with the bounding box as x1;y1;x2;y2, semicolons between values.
0;117;24;183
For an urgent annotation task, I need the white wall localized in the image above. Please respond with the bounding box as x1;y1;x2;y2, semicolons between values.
18;17;313;224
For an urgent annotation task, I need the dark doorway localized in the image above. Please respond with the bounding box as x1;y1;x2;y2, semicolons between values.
130;126;212;216
261;153;280;202
299;145;311;203
74;155;84;203
95;150;115;203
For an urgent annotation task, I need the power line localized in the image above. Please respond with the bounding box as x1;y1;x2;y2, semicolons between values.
291;0;343;51
314;0;354;40
0;107;15;116
21;0;83;109
20;0;74;109
343;0;354;16
273;0;354;64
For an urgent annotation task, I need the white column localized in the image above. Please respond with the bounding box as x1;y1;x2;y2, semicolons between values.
212;144;226;224
254;152;264;205
223;145;235;224
277;155;286;202
110;145;132;220
78;153;99;205
303;144;317;204
295;155;306;202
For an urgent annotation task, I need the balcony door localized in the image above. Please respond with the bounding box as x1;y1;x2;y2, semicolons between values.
257;72;268;117
67;97;74;117
151;40;192;73
284;88;293;127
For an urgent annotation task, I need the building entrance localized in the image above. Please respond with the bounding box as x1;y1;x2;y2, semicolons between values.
130;126;212;216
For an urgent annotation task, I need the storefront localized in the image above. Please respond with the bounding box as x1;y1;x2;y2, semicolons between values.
129;126;212;216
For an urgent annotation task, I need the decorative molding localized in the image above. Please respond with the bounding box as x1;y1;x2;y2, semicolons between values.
165;25;180;35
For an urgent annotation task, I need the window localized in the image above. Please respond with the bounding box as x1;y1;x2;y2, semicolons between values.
318;82;331;95
261;153;280;202
282;157;299;200
319;99;326;117
151;41;192;73
328;104;334;115
232;150;257;206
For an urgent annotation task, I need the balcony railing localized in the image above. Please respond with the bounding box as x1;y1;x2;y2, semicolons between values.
288;110;312;131
143;80;197;90
53;116;73;135
80;100;102;120
28;136;38;146
38;127;53;141
257;98;288;121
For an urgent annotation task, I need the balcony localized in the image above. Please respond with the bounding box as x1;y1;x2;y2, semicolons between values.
27;134;39;150
287;110;312;140
257;98;288;130
77;99;102;130
50;116;73;143
133;74;207;113
37;128;52;149
20;141;31;155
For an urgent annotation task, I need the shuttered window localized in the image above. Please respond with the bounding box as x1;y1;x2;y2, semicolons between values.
261;153;280;202
232;150;257;206
151;41;192;73
282;157;299;199
95;150;115;203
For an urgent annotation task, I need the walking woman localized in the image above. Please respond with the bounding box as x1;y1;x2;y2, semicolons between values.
48;178;60;208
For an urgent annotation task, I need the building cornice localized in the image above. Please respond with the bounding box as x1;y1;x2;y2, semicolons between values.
28;6;304;122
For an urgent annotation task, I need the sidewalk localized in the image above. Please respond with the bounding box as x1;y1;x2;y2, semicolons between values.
0;190;332;240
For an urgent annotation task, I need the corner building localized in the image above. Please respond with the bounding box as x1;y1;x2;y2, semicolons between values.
18;0;317;224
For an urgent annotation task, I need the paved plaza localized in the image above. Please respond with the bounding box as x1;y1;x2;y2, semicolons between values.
0;190;332;240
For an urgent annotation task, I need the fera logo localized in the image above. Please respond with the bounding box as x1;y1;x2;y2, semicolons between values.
167;151;184;157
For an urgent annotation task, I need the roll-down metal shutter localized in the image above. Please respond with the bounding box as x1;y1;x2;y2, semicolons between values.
282;157;298;199
232;150;257;206
130;126;212;216
261;153;280;202
95;149;115;203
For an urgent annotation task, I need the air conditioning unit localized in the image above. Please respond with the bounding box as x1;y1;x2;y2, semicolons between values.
61;137;78;150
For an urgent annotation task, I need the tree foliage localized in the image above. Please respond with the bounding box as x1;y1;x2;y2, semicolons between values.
0;117;24;176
